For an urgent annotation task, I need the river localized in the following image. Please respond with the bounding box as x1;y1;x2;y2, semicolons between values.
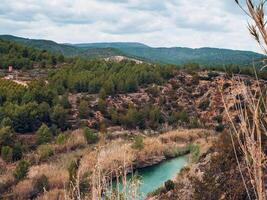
115;156;187;199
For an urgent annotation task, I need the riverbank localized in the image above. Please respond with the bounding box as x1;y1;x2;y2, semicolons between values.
2;128;216;199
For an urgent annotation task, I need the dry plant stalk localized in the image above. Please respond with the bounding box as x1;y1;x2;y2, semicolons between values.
91;145;141;200
65;144;141;200
222;77;267;200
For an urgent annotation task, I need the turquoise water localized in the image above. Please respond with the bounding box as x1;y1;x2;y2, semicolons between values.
115;156;187;199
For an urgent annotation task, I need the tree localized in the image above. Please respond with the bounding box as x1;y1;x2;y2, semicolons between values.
36;124;52;145
1;146;13;162
83;127;98;144
78;100;89;119
0;117;12;128
13;160;30;181
51;105;69;130
132;136;144;150
0;126;14;148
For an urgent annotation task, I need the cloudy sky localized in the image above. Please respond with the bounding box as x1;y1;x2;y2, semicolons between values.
0;0;262;52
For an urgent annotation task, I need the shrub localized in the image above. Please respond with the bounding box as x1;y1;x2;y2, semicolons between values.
32;175;49;195
199;100;210;111
0;117;12;128
189;144;200;163
83;128;98;144
13;160;30;181
56;133;67;145
37;144;53;161
165;180;175;191
1;146;13;162
78;100;89;119
215;124;225;132
179;111;189;123
12;143;23;161
132;136;144;150
0;126;14;148
213;115;223;123
68;160;79;184
36;124;52;145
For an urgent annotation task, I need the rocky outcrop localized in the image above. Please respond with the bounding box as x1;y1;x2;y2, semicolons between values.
134;155;166;169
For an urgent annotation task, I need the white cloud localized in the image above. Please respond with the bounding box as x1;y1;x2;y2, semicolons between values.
0;0;262;52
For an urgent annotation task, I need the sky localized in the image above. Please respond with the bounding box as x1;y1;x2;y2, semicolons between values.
0;0;262;52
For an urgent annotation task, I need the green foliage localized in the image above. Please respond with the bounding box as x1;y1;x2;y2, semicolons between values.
215;124;225;132
169;111;189;125
132;135;144;150
149;106;163;128
37;144;53;161
164;146;190;158
0;126;14;148
12;143;23;161
36;124;52;145
0;39;65;69
68;160;79;184
164;180;175;191
50;59;172;94
213;115;223;123
56;133;67;145
0;117;12;128
51;105;69;130
189;144;200;163
124;106;145;129
13;160;30;181
83;127;98;144
1;146;13;162
78;100;89;119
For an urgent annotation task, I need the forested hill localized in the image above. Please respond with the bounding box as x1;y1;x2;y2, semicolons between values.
0;35;265;66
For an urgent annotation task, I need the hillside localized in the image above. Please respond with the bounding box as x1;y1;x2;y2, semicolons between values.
0;35;123;59
0;35;265;66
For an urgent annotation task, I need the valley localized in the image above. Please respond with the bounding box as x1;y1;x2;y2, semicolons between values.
0;35;266;200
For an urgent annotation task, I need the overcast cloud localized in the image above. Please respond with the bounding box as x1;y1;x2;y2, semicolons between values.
0;0;262;52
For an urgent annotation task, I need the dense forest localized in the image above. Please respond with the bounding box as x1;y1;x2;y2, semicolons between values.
0;35;265;66
0;39;65;69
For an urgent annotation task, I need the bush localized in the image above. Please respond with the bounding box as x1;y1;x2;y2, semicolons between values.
132;136;144;150
165;180;175;191
0;126;14;148
1;146;13;162
13;160;30;181
215;124;225;132
37;144;53;161
36;124;52;145
199;100;210;111
0;117;12;128
78;100;89;119
32;175;49;195
189;144;200;163
213;115;223;123
83;128;98;144
56;133;67;145
68;160;79;184
12;143;23;161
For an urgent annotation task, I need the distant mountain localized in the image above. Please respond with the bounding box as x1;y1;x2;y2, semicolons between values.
0;35;122;58
0;35;265;66
71;42;149;49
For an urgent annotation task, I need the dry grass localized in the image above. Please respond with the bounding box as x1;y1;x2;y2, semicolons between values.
159;129;212;145
135;138;165;161
13;179;33;200
28;164;69;189
36;189;65;200
223;77;267;200
54;129;87;154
